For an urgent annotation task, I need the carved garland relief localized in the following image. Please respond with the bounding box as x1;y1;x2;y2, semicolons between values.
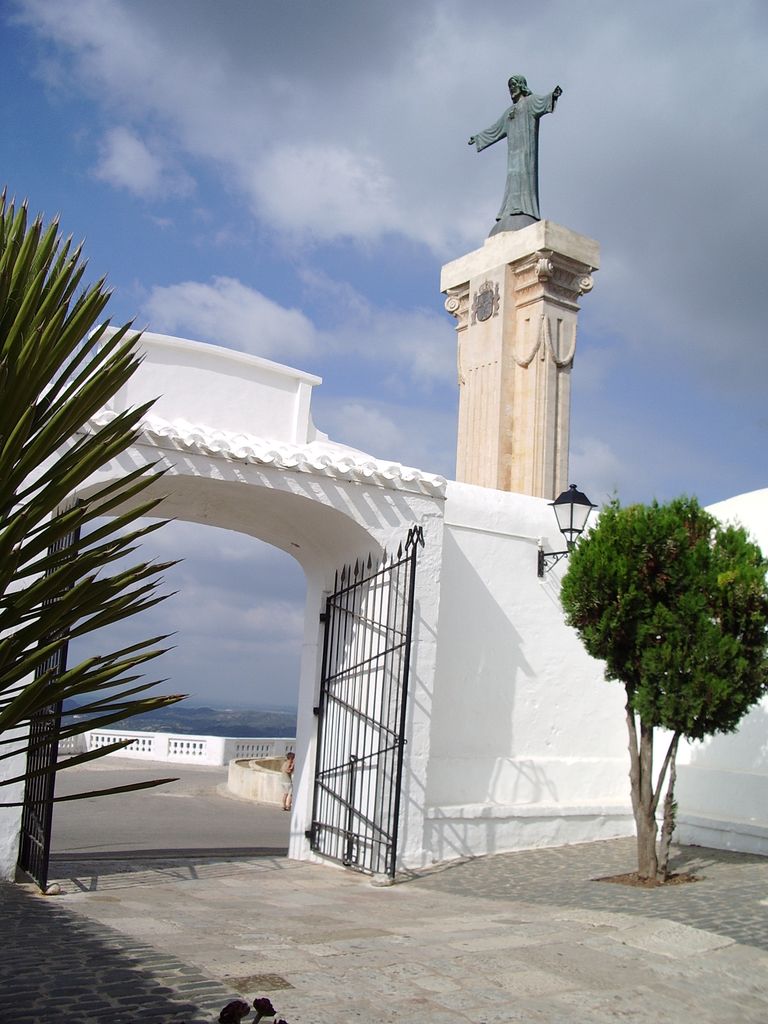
514;314;577;369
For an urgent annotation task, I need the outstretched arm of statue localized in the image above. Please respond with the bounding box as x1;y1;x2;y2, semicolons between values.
469;111;507;152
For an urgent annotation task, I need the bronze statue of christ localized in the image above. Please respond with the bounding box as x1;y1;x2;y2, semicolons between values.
469;74;562;232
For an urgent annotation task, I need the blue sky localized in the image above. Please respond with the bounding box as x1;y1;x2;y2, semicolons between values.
5;0;768;710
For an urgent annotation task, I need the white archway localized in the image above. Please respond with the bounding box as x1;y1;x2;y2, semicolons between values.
73;331;447;868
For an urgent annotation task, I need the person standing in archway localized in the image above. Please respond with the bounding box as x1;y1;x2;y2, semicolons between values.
281;751;295;811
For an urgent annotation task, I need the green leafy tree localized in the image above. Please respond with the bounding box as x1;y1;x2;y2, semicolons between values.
0;191;184;806
560;496;768;880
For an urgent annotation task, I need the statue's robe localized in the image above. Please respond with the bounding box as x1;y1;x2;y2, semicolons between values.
472;91;557;221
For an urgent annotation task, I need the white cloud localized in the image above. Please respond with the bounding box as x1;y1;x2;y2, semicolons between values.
242;600;305;639
314;396;455;476
301;269;455;387
141;270;455;388
336;305;453;388
20;0;768;354
72;519;308;706
93;126;192;198
12;0;768;509
320;402;407;459
171;580;303;649
142;277;317;358
137;519;290;568
250;144;402;241
22;0;765;396
569;437;625;507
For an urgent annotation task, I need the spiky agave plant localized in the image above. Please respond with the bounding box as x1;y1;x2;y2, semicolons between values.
0;190;185;804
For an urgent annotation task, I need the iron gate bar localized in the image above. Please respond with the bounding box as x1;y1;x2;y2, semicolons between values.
313;740;395;780
321;636;410;678
320;691;402;739
315;780;394;838
17;507;82;891
387;531;421;871
308;527;423;877
344;754;358;864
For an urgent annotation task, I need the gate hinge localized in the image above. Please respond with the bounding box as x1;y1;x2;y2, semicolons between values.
319;611;327;623
313;705;320;716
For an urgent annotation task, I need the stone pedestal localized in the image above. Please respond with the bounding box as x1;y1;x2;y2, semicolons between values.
441;221;599;499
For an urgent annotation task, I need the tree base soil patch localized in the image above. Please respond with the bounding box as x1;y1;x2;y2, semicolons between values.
596;871;700;889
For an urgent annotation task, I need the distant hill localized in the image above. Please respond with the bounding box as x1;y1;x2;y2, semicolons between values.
63;701;297;738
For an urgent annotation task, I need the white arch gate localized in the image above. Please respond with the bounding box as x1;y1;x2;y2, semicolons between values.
23;330;446;881
12;328;764;881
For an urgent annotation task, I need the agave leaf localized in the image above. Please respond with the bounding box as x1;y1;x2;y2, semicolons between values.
16;516;172;583
0;776;180;807
0;192;183;814
60;678;177;716
0;694;185;763
1;709;181;782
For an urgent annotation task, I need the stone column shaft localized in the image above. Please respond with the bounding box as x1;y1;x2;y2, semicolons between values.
442;221;599;499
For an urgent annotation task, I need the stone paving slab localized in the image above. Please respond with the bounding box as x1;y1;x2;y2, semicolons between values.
412;837;768;951
23;839;766;1024
0;881;247;1024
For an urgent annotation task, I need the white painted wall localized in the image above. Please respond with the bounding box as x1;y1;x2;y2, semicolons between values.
0;730;27;880
105;330;323;445
415;483;768;866
674;488;768;855
421;483;632;865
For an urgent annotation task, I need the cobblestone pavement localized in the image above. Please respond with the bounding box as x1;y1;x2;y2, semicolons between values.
0;880;242;1024
2;839;766;1023
411;837;768;951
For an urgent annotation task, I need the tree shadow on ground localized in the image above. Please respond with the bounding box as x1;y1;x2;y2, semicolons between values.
668;843;768;873
0;881;237;1023
49;849;289;893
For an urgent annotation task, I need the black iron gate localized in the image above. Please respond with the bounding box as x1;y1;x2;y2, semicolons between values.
307;526;423;877
17;515;81;891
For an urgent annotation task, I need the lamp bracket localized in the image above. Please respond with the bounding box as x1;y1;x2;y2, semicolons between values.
537;547;569;578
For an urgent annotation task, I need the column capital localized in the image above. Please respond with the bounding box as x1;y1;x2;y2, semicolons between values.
511;248;595;313
440;220;599;293
444;283;470;330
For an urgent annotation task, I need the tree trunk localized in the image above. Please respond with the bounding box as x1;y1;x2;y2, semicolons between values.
635;808;659;880
625;703;658;879
657;734;680;880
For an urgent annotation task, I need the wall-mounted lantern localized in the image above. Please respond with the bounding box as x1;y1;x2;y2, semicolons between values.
537;484;597;577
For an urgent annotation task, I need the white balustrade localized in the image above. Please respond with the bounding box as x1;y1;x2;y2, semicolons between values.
89;731;157;756
58;729;295;766
57;735;83;755
166;736;208;761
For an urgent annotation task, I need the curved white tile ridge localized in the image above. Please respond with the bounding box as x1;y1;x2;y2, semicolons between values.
87;410;448;497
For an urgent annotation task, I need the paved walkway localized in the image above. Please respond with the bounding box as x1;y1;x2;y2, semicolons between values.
415;837;768;951
51;758;290;854
2;838;767;1024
